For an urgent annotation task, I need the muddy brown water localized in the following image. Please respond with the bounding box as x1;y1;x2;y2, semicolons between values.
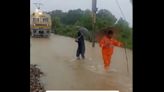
31;34;132;92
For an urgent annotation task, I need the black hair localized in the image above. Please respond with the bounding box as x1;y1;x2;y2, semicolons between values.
106;30;114;35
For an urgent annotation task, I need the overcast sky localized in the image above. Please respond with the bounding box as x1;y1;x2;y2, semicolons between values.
30;0;132;27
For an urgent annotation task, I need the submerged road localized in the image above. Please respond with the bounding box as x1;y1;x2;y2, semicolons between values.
31;34;132;92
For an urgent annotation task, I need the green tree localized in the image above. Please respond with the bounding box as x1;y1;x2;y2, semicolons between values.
96;9;117;30
115;18;132;49
78;10;92;30
62;9;83;25
48;9;132;49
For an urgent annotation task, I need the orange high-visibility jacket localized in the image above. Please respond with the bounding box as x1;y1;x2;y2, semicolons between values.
99;36;123;67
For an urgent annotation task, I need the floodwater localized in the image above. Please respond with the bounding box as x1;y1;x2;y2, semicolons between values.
31;34;132;92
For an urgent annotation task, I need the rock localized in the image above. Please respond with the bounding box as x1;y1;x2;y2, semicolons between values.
30;64;45;92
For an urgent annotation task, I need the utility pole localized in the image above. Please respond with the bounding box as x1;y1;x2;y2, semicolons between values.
33;3;43;10
92;0;97;47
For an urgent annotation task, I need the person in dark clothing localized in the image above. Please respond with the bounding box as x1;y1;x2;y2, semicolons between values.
75;30;85;60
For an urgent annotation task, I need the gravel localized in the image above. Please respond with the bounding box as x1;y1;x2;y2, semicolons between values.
30;64;45;92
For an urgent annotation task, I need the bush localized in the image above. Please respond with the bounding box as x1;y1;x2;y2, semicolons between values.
50;9;132;49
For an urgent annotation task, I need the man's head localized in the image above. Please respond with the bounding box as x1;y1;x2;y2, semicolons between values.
106;29;114;38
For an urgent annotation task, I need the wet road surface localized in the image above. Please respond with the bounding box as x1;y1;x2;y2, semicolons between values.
31;34;132;92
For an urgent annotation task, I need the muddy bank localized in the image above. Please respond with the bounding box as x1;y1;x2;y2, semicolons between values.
30;64;45;92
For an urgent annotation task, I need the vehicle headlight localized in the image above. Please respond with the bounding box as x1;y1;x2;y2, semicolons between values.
38;12;42;15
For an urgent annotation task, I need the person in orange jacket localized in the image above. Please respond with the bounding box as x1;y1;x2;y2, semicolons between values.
99;29;123;72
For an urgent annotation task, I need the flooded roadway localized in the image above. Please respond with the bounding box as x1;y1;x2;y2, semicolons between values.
31;34;132;92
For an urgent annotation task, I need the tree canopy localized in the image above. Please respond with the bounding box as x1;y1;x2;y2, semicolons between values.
48;9;132;49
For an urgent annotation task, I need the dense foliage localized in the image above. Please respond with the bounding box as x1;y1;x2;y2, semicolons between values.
47;9;132;49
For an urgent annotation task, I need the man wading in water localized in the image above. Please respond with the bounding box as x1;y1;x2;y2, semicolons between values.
75;29;85;60
99;28;124;72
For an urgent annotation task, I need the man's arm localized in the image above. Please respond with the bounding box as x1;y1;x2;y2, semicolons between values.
75;32;82;42
112;39;123;47
99;37;105;48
